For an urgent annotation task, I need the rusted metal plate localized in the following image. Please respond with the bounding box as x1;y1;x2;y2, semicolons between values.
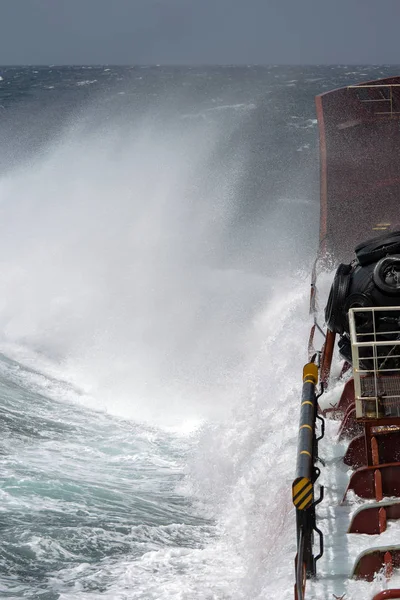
379;432;400;463
364;420;400;466
343;463;400;501
343;434;366;468
352;546;400;581
378;430;400;464
316;77;400;262
348;501;400;534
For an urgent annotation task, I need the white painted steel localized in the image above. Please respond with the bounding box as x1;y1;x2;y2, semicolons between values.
349;306;400;419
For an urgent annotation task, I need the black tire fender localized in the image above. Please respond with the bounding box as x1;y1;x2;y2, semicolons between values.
325;263;352;334
373;255;400;295
344;292;375;332
355;231;400;266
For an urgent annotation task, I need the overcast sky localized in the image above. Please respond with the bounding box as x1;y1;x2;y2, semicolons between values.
1;0;400;65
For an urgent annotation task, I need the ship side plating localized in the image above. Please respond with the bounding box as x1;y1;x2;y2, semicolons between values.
294;76;400;600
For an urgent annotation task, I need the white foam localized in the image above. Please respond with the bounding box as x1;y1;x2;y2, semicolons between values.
205;102;256;112
76;80;98;86
0;104;254;427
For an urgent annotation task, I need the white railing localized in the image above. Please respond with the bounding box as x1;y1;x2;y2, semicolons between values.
349;306;400;419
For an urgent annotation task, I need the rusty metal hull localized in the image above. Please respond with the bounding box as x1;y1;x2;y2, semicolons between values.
316;77;400;262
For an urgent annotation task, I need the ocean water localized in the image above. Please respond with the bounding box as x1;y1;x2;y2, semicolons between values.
0;64;397;599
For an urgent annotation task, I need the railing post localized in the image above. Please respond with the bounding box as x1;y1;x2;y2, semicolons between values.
320;330;336;386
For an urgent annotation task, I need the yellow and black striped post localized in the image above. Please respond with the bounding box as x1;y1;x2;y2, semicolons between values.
292;362;318;511
293;361;324;597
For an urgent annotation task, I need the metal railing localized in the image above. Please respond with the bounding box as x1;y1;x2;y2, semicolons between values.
348;84;400;117
349;306;400;419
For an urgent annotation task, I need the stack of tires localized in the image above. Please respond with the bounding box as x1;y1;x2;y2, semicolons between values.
325;231;400;364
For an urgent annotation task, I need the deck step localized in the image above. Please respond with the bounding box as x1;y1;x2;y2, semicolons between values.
344;463;400;502
372;590;400;599
348;501;400;534
352;545;400;581
372;589;400;600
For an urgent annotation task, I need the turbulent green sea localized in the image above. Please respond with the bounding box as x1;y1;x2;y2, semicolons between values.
0;64;396;598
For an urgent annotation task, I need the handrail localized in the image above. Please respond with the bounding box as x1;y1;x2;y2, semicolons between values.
296;528;305;600
348;84;400;117
293;363;318;510
293;362;324;600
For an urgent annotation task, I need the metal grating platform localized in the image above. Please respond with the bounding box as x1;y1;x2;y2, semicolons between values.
349;306;400;418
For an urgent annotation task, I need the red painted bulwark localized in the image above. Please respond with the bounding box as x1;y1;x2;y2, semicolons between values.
373;590;400;599
315;76;400;262
344;434;366;468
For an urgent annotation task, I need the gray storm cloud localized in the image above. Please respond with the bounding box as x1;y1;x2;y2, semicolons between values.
1;0;399;65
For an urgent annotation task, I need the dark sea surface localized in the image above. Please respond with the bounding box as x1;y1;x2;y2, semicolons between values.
0;65;397;599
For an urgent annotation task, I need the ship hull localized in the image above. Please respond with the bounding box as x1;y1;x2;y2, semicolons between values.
316;77;400;262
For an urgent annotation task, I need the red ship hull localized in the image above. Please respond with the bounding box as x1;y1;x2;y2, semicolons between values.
316;77;400;262
293;76;400;600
